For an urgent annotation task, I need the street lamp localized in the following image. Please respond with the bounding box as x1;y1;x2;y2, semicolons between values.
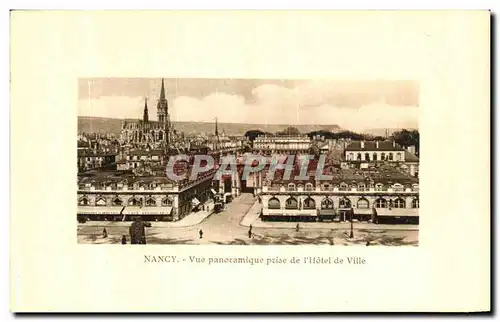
349;211;354;238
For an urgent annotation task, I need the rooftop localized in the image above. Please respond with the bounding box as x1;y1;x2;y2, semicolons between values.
345;140;405;152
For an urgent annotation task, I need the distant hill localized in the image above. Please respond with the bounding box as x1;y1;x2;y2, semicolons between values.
78;116;343;136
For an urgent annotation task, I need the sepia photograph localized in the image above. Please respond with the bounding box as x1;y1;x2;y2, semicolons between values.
77;78;420;246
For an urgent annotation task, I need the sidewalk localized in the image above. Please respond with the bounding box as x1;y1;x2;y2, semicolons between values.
79;210;213;228
239;199;262;226
239;201;419;231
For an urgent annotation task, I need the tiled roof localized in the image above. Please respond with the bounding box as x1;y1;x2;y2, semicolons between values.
128;149;164;156
404;151;419;162
345;140;405;151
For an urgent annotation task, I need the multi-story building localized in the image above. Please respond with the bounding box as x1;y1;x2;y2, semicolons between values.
77;167;217;222
253;135;312;154
255;158;419;225
344;140;407;162
344;140;419;177
77;149;117;172
118;149;165;171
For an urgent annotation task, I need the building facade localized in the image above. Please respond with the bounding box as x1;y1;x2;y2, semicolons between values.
77;169;217;222
120;79;172;149
253;135;312;154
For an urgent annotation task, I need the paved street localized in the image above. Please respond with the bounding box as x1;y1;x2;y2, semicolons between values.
78;193;418;246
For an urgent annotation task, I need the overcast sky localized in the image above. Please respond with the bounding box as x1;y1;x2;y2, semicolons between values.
78;78;419;131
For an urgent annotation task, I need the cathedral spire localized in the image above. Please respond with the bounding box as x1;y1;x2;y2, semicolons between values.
143;97;149;123
215;117;219;136
159;78;166;101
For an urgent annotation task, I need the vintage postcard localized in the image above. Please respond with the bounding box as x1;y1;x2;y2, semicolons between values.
10;10;490;313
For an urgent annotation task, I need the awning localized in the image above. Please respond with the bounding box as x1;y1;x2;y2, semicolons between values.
353;208;375;215
264;209;317;217
78;206;173;216
376;208;419;217
77;206;126;215
124;207;173;215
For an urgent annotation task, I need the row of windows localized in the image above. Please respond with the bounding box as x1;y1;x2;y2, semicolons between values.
79;196;174;207
267;197;419;210
284;183;418;192
346;152;403;161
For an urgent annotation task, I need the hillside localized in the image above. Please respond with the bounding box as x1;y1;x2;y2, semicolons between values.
78;117;343;136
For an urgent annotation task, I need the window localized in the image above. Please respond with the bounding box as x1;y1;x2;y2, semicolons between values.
358;183;366;192
268;197;281;209
305;183;314;191
95;197;107;206
79;197;89;206
412;198;419;208
112;197;123;206
412;184;419;192
381;153;386;160
323;184;331;191
393;183;404;192
285;197;298;209
388;153;393;161
357;153;361;160
357;198;369;209
375;183;384;191
321;198;334;209
339;198;351;208
375;198;387;208
365;153;370;161
394;198;405;208
339;182;348;191
146;197;157;206
287;183;296;191
396;153;402;161
373;153;378;161
303;197;316;209
128;197;140;206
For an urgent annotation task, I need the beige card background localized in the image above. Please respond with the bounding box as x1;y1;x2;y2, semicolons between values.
10;11;490;312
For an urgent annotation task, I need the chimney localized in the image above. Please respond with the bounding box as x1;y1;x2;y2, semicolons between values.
360;141;365;149
376;141;379;149
393;141;396;148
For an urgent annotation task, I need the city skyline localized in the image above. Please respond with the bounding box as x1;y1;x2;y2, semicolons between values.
78;78;419;132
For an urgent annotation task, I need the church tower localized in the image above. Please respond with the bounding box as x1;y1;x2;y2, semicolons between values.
157;78;170;146
157;78;168;124
143;98;149;123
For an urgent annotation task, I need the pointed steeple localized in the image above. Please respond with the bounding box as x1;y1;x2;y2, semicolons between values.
143;97;149;123
215;117;219;136
159;78;166;101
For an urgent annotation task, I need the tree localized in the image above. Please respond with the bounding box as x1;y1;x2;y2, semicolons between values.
244;129;265;142
392;129;420;153
277;126;300;136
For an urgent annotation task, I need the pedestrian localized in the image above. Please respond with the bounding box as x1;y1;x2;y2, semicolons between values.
121;235;127;244
199;229;204;239
103;228;108;238
366;241;370;246
296;223;300;232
